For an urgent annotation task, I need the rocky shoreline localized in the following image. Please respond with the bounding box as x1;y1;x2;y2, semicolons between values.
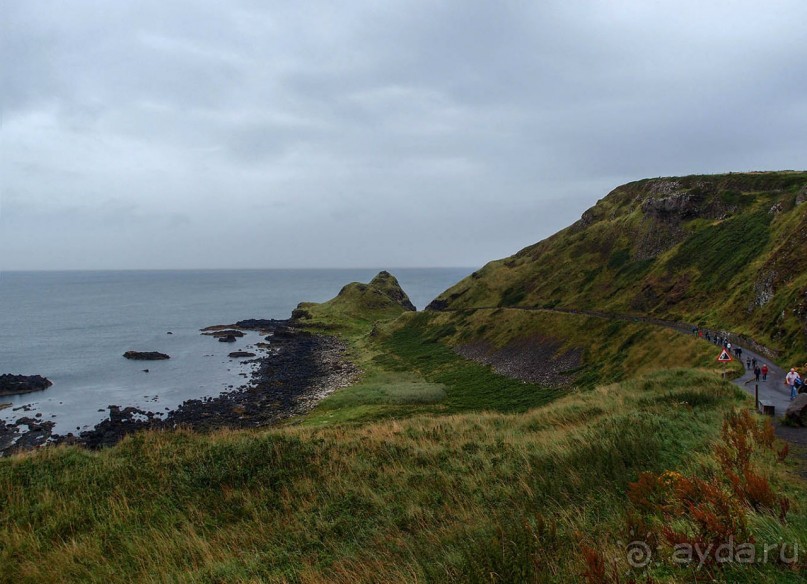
0;319;359;456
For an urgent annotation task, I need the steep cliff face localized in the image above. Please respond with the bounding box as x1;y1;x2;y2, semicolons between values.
428;171;807;361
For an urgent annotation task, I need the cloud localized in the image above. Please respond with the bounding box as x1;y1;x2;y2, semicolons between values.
1;0;806;269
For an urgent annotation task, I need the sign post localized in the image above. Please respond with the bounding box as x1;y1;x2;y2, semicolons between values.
716;348;733;381
716;348;733;363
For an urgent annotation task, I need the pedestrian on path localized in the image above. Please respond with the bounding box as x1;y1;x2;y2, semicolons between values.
754;365;761;382
761;364;769;381
746;357;751;370
752;357;757;369
785;368;801;400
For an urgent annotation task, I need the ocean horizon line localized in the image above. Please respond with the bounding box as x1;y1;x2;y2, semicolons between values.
0;266;477;274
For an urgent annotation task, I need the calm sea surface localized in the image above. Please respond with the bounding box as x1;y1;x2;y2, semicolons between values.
0;268;470;433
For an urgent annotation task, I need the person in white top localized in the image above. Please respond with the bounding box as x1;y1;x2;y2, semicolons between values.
785;368;801;400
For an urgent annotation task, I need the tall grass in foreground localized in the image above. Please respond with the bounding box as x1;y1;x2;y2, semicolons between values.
1;369;804;582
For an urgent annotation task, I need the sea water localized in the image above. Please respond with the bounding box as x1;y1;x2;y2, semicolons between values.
0;268;470;434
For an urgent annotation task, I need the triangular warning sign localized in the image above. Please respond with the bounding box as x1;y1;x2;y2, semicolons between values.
716;348;733;362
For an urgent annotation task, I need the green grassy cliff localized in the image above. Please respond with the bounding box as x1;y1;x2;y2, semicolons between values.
3;174;807;582
429;172;807;363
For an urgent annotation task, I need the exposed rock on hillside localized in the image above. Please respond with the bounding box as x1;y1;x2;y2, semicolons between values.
455;336;581;387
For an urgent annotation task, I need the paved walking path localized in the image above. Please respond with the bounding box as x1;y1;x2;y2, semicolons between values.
727;347;791;417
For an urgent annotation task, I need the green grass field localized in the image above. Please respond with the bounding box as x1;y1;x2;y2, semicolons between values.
1;369;804;582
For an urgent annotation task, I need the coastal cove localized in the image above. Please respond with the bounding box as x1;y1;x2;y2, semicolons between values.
0;268;469;450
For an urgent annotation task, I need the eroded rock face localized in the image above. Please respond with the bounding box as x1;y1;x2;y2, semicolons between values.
123;351;170;360
753;271;777;308
633;220;685;261
632;181;733;261
0;374;53;396
641;191;702;218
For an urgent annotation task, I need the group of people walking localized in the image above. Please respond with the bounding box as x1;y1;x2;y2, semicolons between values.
746;357;770;383
696;326;803;401
785;368;803;401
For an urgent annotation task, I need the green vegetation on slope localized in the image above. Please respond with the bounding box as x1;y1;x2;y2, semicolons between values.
431;171;807;363
299;303;742;428
666;210;772;294
299;311;564;427
413;307;744;386
293;270;415;336
2;369;804;583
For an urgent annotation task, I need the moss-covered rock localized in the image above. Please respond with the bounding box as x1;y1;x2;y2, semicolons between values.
293;271;415;334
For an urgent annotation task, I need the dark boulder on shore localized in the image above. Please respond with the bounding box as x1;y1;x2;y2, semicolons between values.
0;374;53;396
123;351;170;361
785;394;807;426
78;406;156;449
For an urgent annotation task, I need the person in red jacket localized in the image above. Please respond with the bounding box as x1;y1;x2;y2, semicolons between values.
761;364;769;381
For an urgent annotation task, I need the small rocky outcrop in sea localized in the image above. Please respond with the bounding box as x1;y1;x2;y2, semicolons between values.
228;351;256;358
218;335;237;343
207;329;245;338
0;374;53;396
123;351;170;360
235;319;284;330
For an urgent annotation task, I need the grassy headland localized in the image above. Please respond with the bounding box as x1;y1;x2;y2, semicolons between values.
431;172;807;364
2;172;806;582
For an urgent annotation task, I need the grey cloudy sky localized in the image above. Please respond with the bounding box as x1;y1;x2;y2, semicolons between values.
2;1;805;270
